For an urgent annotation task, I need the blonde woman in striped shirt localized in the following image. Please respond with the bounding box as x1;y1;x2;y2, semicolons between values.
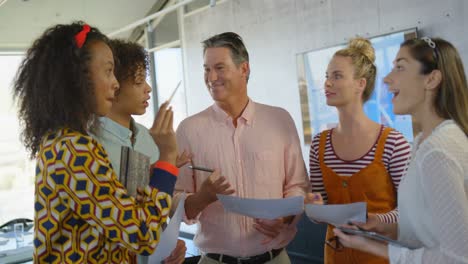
308;37;411;264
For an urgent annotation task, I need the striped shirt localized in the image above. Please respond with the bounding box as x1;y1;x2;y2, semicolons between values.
309;126;411;223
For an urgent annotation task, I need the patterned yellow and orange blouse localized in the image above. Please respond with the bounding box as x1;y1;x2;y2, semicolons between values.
33;129;177;263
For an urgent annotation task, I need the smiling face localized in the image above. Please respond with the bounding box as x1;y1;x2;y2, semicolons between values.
112;65;151;116
203;47;249;104
324;55;365;107
384;46;430;116
88;41;119;116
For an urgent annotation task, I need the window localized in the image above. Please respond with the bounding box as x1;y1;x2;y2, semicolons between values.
0;54;35;226
154;47;187;129
297;29;417;144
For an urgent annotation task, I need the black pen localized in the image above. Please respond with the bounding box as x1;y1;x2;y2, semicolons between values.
189;165;215;173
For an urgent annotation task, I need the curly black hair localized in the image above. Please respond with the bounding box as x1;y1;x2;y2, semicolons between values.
109;39;149;86
13;21;110;158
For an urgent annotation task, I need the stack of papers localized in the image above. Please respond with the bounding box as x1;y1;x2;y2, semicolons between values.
304;202;367;226
216;195;304;219
216;195;367;225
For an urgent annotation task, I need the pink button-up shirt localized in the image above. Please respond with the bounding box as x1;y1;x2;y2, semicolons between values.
173;100;309;257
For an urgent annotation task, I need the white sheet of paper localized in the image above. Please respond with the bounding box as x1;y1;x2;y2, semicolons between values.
216;194;304;220
148;193;186;263
304;202;367;226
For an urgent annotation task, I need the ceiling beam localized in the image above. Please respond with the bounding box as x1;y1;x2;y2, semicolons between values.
127;0;170;42
107;0;195;38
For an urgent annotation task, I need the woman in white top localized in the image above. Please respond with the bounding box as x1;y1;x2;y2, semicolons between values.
333;37;468;263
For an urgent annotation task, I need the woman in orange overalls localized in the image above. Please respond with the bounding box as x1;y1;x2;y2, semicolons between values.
308;38;411;264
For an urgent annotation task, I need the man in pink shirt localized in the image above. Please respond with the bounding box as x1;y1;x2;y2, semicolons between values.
173;32;309;264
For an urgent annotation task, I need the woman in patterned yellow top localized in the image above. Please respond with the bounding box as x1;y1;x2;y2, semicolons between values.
13;22;179;263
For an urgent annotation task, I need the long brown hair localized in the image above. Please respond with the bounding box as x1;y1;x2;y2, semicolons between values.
402;38;468;136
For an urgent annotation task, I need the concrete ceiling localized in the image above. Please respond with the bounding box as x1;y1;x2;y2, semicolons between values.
0;0;160;51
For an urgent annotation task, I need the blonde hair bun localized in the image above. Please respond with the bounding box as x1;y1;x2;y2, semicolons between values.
349;37;375;63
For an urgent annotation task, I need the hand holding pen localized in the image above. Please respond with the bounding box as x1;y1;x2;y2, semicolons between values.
189;165;235;203
150;101;176;164
189;165;214;173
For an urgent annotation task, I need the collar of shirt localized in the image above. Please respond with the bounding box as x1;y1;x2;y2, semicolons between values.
211;98;255;126
98;117;140;144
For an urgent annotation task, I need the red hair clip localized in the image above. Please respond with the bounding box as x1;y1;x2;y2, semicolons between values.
74;24;91;49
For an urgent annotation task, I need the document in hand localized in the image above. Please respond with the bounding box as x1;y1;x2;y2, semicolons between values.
148;193;186;263
337;227;419;249
216;195;304;220
304;202;367;226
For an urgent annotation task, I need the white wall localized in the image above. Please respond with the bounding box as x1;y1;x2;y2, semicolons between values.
180;0;468;161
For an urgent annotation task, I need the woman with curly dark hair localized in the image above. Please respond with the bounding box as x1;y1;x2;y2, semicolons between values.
14;22;179;263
